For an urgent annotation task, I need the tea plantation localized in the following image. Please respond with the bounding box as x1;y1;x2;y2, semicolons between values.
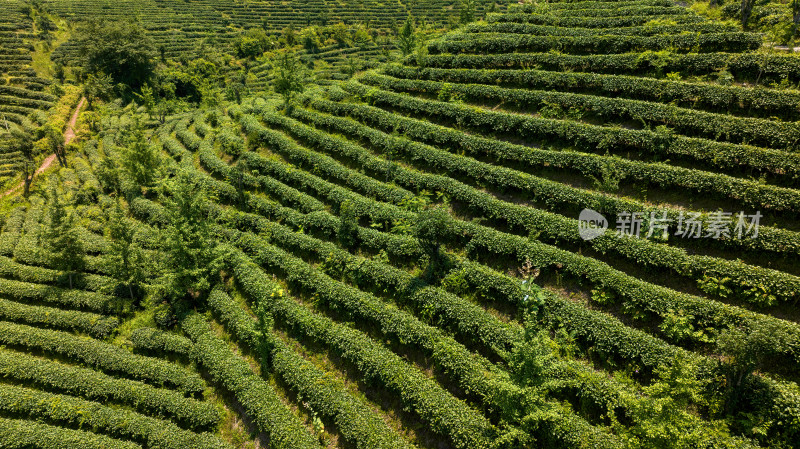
0;0;799;448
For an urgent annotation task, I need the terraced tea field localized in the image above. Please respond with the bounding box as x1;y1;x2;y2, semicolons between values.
1;0;800;448
0;0;59;188
44;0;495;60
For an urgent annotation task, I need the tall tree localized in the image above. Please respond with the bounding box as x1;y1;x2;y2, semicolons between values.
160;170;226;303
8;128;36;197
284;24;297;46
45;187;85;289
740;0;756;29
118;119;161;189
459;0;476;25
234;28;273;59
37;122;67;167
272;50;307;106
398;17;416;56
73;21;156;91
105;201;147;302
83;73;115;106
414;206;454;279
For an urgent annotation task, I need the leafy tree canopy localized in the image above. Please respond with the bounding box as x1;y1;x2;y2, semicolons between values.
159;170;227;303
73;21;157;91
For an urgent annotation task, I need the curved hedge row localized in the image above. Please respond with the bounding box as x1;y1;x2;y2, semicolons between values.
199;131;764;447
402;58;800;118
357;72;800;208
228;249;502;449
181;313;324;449
299;91;800;257
222;126;800;440
329;81;800;251
0;417;141;449
452;259;800;445
378;67;798;150
289;98;800;305
0;297;118;338
130;327;194;356
226;202;519;358
239;114;414;206
0;277;126;314
234;229;532;419
195;136;328;215
486;12;705;27
233;105;800;370
0;321;205;393
460;21;738;37
238;124;415;229
508;3;686;15
532;0;676;9
0;384;229;449
429;32;762;55
207;287;417;449
0;349;219;430
208;152;758;448
342;80;800;180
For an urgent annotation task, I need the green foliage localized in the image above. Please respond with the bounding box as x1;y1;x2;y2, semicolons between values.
182;313;322;449
73;21;157;91
590;287;617;305
160;170;226;303
0;417;140;449
234;28;274;59
331;22;350;47
158;58;219;104
272;50;307;106
152;301;177;329
105;202;147;301
0;383;229;449
716;68;735;86
437;82;462;102
414;206;454;278
6;127;36;196
353;25;372;49
659;308;713;344
0;349;218;430
459;0;476;25
36;122;67;167
697;275;733;298
337;200;359;249
588;157;625;193
509;327;557;387
0;320;204;392
613;355;724;449
301;27;321;53
397;17;416;56
284;24;297;46
83;73;115;104
44;187;84;289
118;120;162;189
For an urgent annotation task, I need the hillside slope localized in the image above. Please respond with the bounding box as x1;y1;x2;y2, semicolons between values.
1;0;800;448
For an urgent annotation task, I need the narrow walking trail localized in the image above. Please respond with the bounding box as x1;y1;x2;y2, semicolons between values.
1;97;86;198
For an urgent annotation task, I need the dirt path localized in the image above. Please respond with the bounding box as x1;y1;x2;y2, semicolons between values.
1;97;86;198
63;97;85;145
